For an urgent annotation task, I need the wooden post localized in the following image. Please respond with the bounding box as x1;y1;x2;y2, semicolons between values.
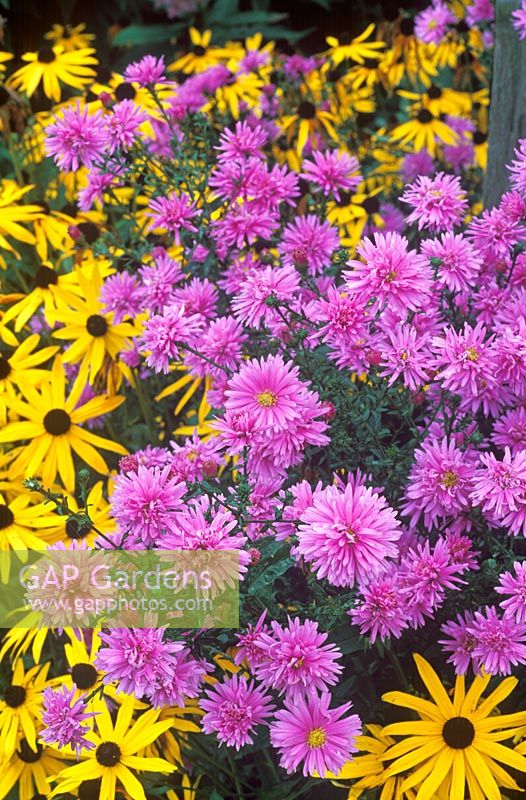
483;0;526;208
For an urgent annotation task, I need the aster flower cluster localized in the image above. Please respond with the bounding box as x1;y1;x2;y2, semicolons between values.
4;5;526;799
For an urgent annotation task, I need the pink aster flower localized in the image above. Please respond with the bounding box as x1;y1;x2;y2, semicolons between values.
147;192;200;245
469;606;526;675
41;686;96;755
439;611;479;675
149;649;209;708
111;464;186;546
270;692;361;778
402;437;476;530
497;561;526;624
421;232;482;292
224;354;307;431
297;481;401;589
509;139;526;196
185;316;247;378
280;215;340;276
415;2;456;44
432;322;496;398
378;324;430;391
214;201;279;248
399;538;466;616
301;150;362;201
467;207;526;264
96;628;185;699
401;172;468;232
160;495;248;553
215;120;268;161
138;251;184;313
470;448;526;535
350;573;409;643
234;610;270;668
171;277;218;320
466;0;494;24
104;100;148;153
45;102;106;172
512;0;526;39
254;617;342;700
100;271;143;323
492;408;526;454
402;149;434;183
77;169;119;211
231;264;300;329
141;302;203;373
200;674;274;750
124;54;167;85
344;231;431;314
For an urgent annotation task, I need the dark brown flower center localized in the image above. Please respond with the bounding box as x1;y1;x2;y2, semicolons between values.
96;741;121;766
0;505;14;530
37;46;56;63
400;17;415;35
43;409;71;436
298;101;316;120
66;517;92;540
442;716;475;749
0;355;11;380
362;196;380;214
17;739;42;763
192;44;206;56
71;662;98;689
417;108;433;124
77;221;100;244
86;314;108;337
473;130;487;145
34;265;58;288
115;82;136;101
4;684;26;707
427;84;442;99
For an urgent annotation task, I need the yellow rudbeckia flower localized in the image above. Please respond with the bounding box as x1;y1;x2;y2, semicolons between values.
325;24;385;66
0;740;68;800
0;182;43;257
44;22;95;53
381;654;526;800
0;333;58;423
8;45;97;103
0;356;126;492
389;109;458;156
51;693;177;800
0;659;49;758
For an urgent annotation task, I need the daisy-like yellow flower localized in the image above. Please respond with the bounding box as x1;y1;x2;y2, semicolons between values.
7;45;97;103
31;202;76;262
51;265;140;384
327;724;415;800
0;51;13;74
0;333;58;423
280;97;338;156
141;702;202;767
389;108;458;156
381;654;526;800
44;22;95;52
168;28;240;75
325;24;385;66
0;659;49;758
0;739;67;800
41;479;115;547
0;490;60;581
398;84;472;117
212;65;264;119
0;182;43;257
168;774;203;800
385;20;437;86
2;260;82;332
51;693;177;800
0;356;126;492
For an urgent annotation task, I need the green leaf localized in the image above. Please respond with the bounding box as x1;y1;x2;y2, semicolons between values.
112;24;182;47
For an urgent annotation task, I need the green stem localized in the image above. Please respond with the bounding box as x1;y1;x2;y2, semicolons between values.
133;369;157;442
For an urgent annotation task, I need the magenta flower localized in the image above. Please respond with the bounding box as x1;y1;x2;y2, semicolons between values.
138;251;184;313
512;0;526;39
104;100;148;153
41;686;96;755
100;271;143;323
439;611;479;675
350;573;409;643
297;481;401;589
270;692;361;777
232;264;300;329
301;150;361;201
402;149;434;183
200;674;274;750
45;102;106;172
224;354;307;431
399;538;466;614
378;324;430;391
280;215;340;276
147;192;200;244
469;606;526;675
254;617;342;700
497;562;526;624
344;232;431;314
470;448;526;535
141;302;203;373
421;232;482;292
185;316;247;378
401;172;468;232
415;2;455;43
432;322;496;401
492;408;526;454
402;437;476;530
111;464;186;546
215;120;268;161
124;54;167;85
